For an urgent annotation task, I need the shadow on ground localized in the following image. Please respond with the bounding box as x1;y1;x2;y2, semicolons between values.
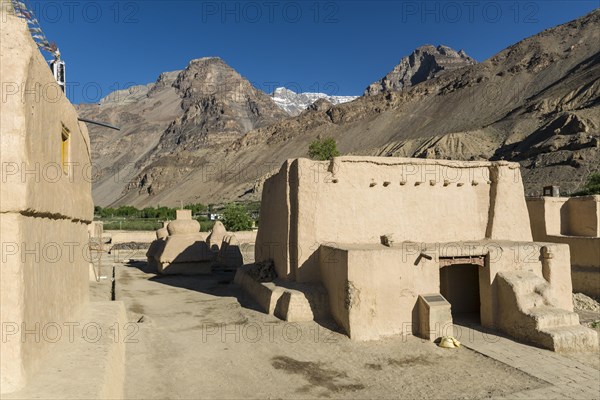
123;259;342;332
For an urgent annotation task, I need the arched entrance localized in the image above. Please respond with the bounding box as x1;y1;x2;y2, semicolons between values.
439;263;481;323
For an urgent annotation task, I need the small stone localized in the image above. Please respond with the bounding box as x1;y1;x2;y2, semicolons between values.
380;234;394;247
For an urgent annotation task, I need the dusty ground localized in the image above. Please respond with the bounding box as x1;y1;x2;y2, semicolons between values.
89;254;568;400
570;295;600;368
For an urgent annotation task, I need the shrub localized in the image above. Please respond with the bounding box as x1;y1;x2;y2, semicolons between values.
221;203;253;232
308;138;340;161
573;173;600;196
199;220;215;232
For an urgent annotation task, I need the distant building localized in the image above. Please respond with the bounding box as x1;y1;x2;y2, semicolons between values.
209;213;223;221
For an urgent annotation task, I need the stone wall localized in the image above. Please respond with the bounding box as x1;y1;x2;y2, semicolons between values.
0;10;93;392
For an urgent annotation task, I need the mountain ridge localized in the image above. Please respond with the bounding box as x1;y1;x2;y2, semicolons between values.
79;10;600;206
364;44;476;96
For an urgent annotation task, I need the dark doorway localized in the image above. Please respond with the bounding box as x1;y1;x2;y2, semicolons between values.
440;263;481;323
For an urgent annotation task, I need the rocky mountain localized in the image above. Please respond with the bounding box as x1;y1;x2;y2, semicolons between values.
82;10;600;207
77;57;288;205
271;87;358;116
365;45;476;96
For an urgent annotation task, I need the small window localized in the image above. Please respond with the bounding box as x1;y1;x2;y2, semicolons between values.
61;123;70;175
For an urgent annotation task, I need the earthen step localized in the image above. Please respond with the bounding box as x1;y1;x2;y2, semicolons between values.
274;290;315;322
539;325;599;352
529;307;580;330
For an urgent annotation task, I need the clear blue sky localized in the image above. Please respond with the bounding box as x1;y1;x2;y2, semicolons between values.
26;0;599;103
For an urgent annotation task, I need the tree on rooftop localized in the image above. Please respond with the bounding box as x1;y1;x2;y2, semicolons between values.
308;138;340;161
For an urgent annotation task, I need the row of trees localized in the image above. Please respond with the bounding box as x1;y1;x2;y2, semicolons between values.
95;202;255;232
94;203;211;219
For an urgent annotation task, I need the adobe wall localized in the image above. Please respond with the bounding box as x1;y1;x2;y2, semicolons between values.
526;197;568;236
526;196;600;296
527;196;600;237
230;230;258;243
320;244;438;340
319;241;572;341
88;221;104;241
0;11;93;393
256;157;532;283
566;196;600;237
556;236;600;296
255;160;292;279
108;230;159;245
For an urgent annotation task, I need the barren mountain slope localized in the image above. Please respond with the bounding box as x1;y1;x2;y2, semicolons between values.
89;10;599;207
76;71;182;205
78;58;289;205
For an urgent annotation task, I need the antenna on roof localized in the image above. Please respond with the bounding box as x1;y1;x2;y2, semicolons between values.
11;0;65;91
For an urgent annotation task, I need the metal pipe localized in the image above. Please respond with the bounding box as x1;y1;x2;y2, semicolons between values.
78;117;121;131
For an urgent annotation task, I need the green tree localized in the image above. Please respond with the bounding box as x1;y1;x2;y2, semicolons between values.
156;207;176;220
113;206;139;217
141;207;159;219
574;173;600;196
308;138;340;161
99;207;115;218
221;203;253;232
184;203;207;216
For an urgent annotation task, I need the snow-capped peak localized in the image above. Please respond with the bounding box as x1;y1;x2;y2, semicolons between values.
271;87;358;116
